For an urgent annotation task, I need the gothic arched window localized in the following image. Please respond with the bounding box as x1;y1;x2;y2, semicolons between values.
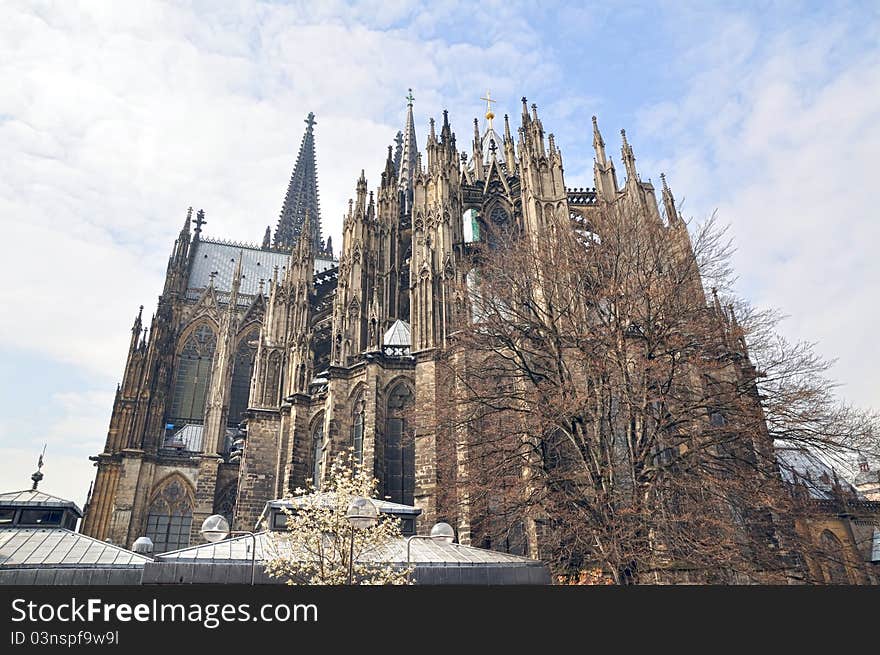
228;329;259;426
214;483;237;525
168;324;217;425
384;382;415;505
145;477;193;554
820;530;850;584
484;205;510;251
351;394;365;465
311;414;325;490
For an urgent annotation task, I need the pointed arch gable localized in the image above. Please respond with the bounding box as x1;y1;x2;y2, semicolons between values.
148;472;196;505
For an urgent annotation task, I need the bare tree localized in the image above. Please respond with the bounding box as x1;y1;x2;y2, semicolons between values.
434;201;879;584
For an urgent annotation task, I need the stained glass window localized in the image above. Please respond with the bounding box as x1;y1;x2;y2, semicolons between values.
228;330;258;426
384;382;415;505
144;478;193;554
168;324;217;425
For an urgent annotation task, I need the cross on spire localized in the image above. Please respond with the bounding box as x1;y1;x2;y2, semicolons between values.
481;89;497;129
406;88;415;106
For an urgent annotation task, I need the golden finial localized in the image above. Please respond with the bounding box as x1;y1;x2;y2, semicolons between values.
480;89;497;130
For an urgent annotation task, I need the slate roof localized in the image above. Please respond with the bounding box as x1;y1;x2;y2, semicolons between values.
0;490;82;517
187;239;336;296
776;445;860;500
0;528;150;568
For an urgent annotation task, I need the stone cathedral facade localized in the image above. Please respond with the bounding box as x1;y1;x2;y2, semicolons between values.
80;93;713;557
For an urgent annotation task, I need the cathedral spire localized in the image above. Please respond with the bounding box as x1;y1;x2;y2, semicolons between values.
274;112;322;252
398;89;420;203
262;225;271;250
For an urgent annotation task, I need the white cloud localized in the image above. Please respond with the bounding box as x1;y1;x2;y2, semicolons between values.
0;0;580;503
637;11;880;409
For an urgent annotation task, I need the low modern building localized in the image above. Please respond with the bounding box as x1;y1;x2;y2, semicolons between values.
0;487;149;585
1;473;549;585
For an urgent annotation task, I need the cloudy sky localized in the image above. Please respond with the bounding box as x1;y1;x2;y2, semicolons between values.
1;0;878;507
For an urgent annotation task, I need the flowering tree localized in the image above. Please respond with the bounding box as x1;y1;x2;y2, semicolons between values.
264;450;412;585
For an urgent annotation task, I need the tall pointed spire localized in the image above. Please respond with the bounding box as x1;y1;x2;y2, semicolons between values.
274;112;322;252
398;89;419;204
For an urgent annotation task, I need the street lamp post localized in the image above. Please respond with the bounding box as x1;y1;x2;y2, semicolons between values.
346;497;378;585
200;514;258;585
405;521;456;583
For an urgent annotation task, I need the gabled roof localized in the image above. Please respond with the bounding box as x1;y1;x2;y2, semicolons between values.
187;239;337;298
383;319;411;347
0;490;82;516
0;528;149;568
776;445;860;500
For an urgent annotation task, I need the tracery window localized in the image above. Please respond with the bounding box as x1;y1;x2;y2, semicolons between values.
145;478;193;553
485;206;510;251
168;324;217;425
228;329;259;426
384;382;415;505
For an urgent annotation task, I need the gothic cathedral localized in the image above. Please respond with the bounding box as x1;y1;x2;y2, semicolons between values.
82;92;691;555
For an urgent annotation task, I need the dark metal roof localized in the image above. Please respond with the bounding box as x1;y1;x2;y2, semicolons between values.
187;239;336;296
776;445;860;500
0;490;82;517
